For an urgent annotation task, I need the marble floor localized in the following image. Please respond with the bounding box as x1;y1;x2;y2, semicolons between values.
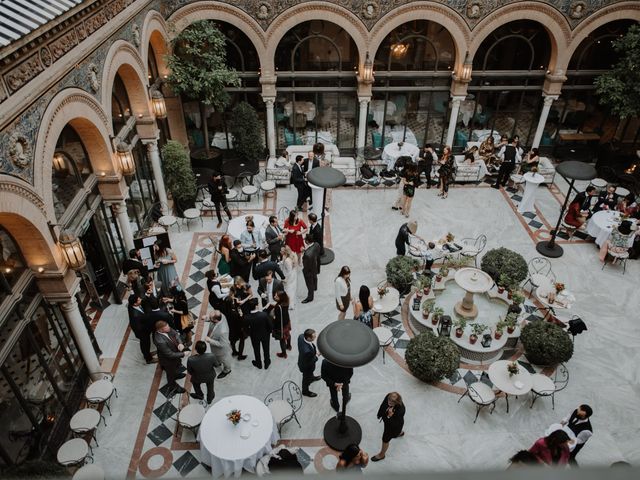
90;177;640;478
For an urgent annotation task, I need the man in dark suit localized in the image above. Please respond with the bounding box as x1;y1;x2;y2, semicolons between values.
128;294;157;364
297;329;320;397
153;320;188;393
308;213;324;259
570;186;598;217
418;143;436;188
493;137;522;188
207;172;232;228
258;270;284;307
229;239;255;283
593;184;618;212
122;249;148;276
301;234;321;304
253;250;286;281
321;359;353;412
187;340;220;403
303;150;320;172
265;216;284;262
291;155;308;210
244;299;272;369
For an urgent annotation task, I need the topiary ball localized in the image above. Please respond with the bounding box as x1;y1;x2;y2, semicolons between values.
480;247;528;284
521;320;573;366
405;331;460;383
385;256;421;294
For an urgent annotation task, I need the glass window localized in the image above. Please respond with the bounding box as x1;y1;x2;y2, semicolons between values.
148;44;159;83
0;228;26;301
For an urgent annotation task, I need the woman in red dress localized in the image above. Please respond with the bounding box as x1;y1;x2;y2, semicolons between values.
564;200;587;228
283;210;308;262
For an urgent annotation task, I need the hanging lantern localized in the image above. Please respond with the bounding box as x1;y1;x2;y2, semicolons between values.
362;51;374;84
116;142;136;176
458;51;473;82
438;315;452;337
481;333;492;348
151;89;167;119
52;152;67;172
58;230;86;270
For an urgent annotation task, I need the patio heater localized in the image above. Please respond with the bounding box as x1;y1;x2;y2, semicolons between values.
317;320;379;451
536;161;596;258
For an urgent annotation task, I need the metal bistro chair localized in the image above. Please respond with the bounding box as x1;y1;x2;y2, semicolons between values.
277;205;290;225
57;437;92;468
530;363;569;410
172;397;206;440
373;327;394;364
239;171;260;203
523;257;555;294
69;408;106;448
602;245;630;275
459;234;487;267
457;381;497;423
85;373;118;416
264;380;303;434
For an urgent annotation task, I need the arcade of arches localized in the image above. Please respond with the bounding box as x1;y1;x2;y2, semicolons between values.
0;0;639;476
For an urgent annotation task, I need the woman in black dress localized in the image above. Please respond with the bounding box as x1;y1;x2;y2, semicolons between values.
170;288;192;347
226;277;253;360
372;392;405;462
268;291;292;358
437;146;454;199
400;164;419;218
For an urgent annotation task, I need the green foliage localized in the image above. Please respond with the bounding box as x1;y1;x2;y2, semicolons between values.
521;321;574;366
386;256;421;294
504;312;518;328
422;299;435;313
481;248;528;285
162;141;197;204
432;306;444;317
511;289;525;305
166;20;241;109
595;24;640;118
495;321;506;333
471;323;488;337
228;102;264;161
406;332;460;383
454;318;467;330
438;265;449;277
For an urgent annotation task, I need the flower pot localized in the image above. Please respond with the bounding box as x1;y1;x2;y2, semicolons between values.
507;326;515;334
497;286;505;294
431;315;439;326
469;334;478;345
422;312;430;320
507;291;513;300
494;331;503;340
423;287;431;296
455;328;463;338
416;291;423;299
436;275;442;282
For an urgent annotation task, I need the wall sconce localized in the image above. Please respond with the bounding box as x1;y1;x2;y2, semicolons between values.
362;51;374;84
457;51;472;82
52;152;67;172
58;230;86;270
151;89;167;119
116;141;136;176
390;43;408;58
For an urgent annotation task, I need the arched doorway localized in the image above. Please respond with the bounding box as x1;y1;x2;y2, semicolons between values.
370;20;455;148
459;20;552;148
275;20;359;152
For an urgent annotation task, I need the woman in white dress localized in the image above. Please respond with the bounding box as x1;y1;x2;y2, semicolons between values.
280;245;298;311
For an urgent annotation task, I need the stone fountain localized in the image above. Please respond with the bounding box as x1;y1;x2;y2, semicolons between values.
453;268;494;319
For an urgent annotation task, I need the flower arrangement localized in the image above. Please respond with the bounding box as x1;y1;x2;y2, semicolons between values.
554;282;565;294
446;232;455;243
531;166;539;173
377;286;388;298
227;409;242;425
507;361;520;377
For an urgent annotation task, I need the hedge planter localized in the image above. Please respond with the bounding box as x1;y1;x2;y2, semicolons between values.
405;332;460;383
521;321;573;366
481;248;528;285
386;256;421;295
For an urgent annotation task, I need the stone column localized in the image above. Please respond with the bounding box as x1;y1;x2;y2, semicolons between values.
264;98;276;157
357;97;370;149
60;297;102;380
144;140;168;210
532;95;559;149
112;201;135;252
445;95;466;147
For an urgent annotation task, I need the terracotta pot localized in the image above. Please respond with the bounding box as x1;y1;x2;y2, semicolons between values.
423;287;431;295
431;315;439;326
469;334;478;345
497;286;505;294
494;331;503;340
422;312;430;320
507;326;515;334
455;328;463;338
416;291;423;299
436;275;442;282
507;291;513;300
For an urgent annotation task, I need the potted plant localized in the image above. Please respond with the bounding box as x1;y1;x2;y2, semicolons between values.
228;101;265;164
431;306;444;326
504;312;519;334
161;141;198;215
437;265;449;282
469;323;487;344
494;320;506;340
511;289;525;307
386;256;421;295
405;332;460;383
481;248;528;286
421;275;433;295
166;20;240;166
421;299;435;320
497;273;511;294
507;361;520;377
521;321;574;366
454;318;467;338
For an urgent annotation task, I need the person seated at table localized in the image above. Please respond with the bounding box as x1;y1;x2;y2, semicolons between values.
616;193;638;216
598;220;635;262
462;145;479;161
593;184;618;212
519;148;540;174
353;285;376;329
513;135;524;157
240;219;265;253
570;186;598;219
423;242;437;271
312;143;326;165
479;136;495;162
462;152;476;165
564;198;588;229
275;149;290;167
528;430;571;466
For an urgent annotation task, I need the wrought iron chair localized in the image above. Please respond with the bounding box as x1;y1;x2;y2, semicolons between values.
277;206;290;225
169;392;206;440
459;234;487;267
264;380;303;433
529;363;569;410
238;171;259;203
457;381;497;423
523;257;555;294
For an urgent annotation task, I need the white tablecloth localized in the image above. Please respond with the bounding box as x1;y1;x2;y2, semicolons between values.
305;130;333;145
227;214;269;242
284;101;316;121
388;126;418;146
488;360;533;396
199;395;279;478
211;132;234;149
382;142;420;169
372;287;400;314
586;210;634;247
370;100;396;127
518;172;545;213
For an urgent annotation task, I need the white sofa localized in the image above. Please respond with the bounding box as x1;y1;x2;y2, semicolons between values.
453;155;486;182
266;156;292;186
330;157;357;185
537;157;556;184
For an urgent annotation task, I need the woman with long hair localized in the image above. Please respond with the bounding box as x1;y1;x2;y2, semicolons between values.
529;430;571;466
283;210;308;262
372;392;406;462
280;245;298;311
170;287;193;347
520;148;540;174
437;146;454;199
217;234;232;276
153;241;179;292
225;276;253;360
400;164;419;218
336;443;369;472
353;285;375;328
269;290;292;358
334;266;352;320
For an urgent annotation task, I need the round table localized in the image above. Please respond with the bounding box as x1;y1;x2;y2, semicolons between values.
535;285;575;311
382;142;420;170
199;395;279;478
518;172;545;213
488;360;533;413
372;287;400;315
586;210;633;247
227;214;269;242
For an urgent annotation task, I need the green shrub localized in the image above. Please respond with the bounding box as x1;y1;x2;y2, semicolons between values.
162;141;197;207
405;332;460;383
481;247;528;285
386;256;420;294
229;102;264;161
521;321;573;366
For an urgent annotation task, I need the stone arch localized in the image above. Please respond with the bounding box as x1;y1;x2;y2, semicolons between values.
34;88;115;222
141;9;170;79
264;1;368;73
0;177;64;270
368;2;470;72
168;1;267;70
561;3;640;73
101;40;152;122
469;2;569;73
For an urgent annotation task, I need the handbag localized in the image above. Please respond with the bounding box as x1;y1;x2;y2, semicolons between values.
180;312;196;330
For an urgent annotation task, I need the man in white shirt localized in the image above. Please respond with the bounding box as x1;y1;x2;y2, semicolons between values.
492;137;523;189
561;404;593;463
258;270;284;307
240;220;265;253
